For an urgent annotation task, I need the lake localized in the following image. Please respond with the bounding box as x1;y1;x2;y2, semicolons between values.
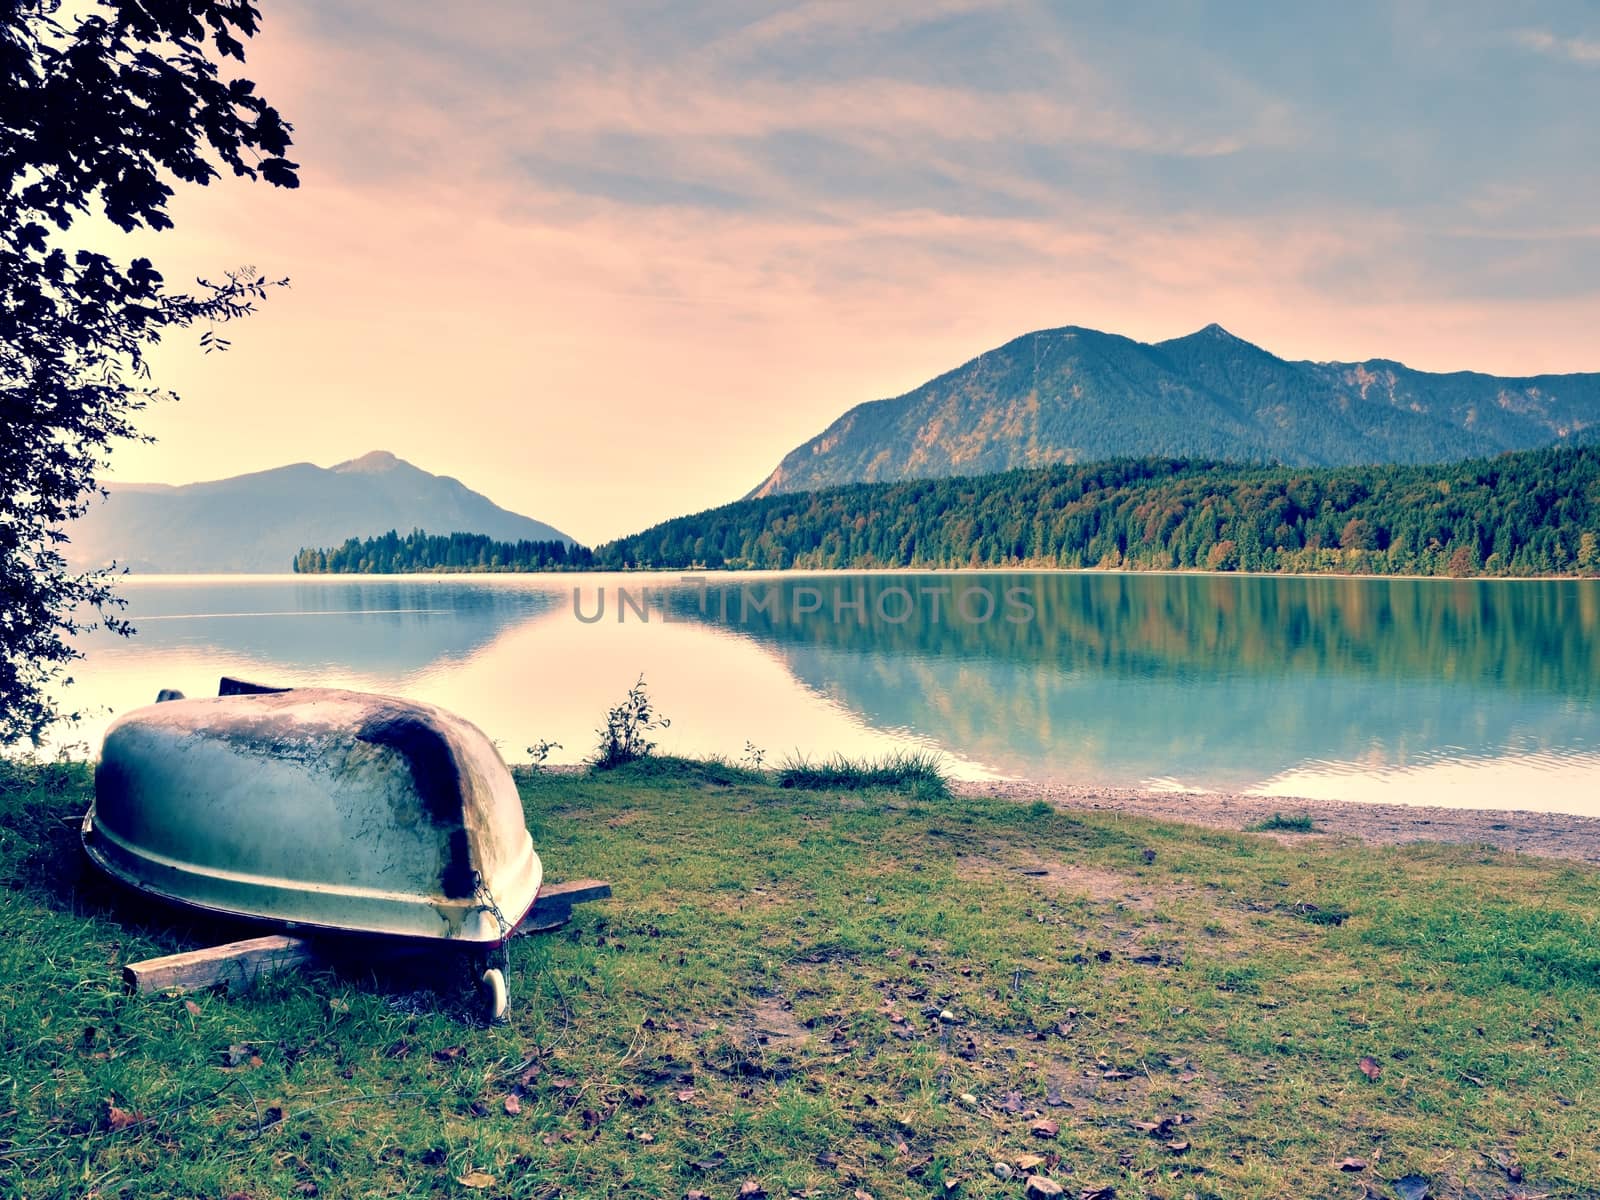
49;571;1600;816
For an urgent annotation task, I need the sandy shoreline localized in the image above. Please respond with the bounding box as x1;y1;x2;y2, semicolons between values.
955;779;1600;865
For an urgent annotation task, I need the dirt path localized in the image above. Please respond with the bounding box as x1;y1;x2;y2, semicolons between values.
955;779;1600;866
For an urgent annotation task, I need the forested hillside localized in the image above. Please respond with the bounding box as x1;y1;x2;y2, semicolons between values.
604;445;1600;577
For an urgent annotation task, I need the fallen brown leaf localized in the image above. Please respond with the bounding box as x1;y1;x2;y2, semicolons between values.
503;1094;522;1116
738;1182;768;1199
105;1103;143;1132
183;1000;201;1017
1015;1153;1046;1171
1335;1157;1367;1172
456;1172;494;1189
1165;1140;1190;1153
432;1045;465;1063
1030;1118;1060;1139
1357;1055;1382;1081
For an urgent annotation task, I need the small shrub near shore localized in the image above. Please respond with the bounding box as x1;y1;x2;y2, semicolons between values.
590;674;670;769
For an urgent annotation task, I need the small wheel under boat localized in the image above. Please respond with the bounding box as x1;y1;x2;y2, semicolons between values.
480;967;508;1022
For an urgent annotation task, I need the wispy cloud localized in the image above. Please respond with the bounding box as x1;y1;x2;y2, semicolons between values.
1514;28;1600;65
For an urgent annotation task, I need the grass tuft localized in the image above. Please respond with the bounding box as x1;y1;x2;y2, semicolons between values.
1247;811;1318;833
775;750;949;797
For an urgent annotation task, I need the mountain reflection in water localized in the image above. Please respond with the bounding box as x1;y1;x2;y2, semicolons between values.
54;572;1600;815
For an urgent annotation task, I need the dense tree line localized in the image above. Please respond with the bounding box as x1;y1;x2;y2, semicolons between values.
294;529;593;573
597;446;1600;577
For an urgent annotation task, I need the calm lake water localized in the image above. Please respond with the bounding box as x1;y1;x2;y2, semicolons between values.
50;571;1600;815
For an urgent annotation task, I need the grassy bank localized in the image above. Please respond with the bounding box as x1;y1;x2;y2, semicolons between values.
2;757;1597;1198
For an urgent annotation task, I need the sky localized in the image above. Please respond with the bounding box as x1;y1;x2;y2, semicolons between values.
99;0;1600;545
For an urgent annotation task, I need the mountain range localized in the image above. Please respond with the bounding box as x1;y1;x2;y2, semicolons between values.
65;451;571;573
749;323;1600;497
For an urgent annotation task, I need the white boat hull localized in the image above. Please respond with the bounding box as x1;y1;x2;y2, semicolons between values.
86;688;542;945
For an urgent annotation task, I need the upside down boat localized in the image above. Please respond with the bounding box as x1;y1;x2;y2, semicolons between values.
83;680;542;1015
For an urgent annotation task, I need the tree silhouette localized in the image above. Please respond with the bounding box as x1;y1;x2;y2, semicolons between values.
1;0;297;743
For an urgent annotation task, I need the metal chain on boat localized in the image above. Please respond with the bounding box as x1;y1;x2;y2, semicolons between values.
473;873;513;970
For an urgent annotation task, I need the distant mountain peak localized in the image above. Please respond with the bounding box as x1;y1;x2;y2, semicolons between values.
746;323;1600;498
333;450;402;473
1162;322;1253;347
67;453;572;573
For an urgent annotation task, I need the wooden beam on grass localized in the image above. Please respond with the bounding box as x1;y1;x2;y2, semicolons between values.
123;934;317;995
121;879;614;993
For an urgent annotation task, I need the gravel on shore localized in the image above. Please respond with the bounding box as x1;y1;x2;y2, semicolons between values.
954;779;1600;865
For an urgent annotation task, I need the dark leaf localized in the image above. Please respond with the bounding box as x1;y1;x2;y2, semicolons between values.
1392;1175;1430;1200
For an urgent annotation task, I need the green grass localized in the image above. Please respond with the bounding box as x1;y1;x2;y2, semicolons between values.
776;750;950;797
1245;812;1318;833
2;757;1598;1198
